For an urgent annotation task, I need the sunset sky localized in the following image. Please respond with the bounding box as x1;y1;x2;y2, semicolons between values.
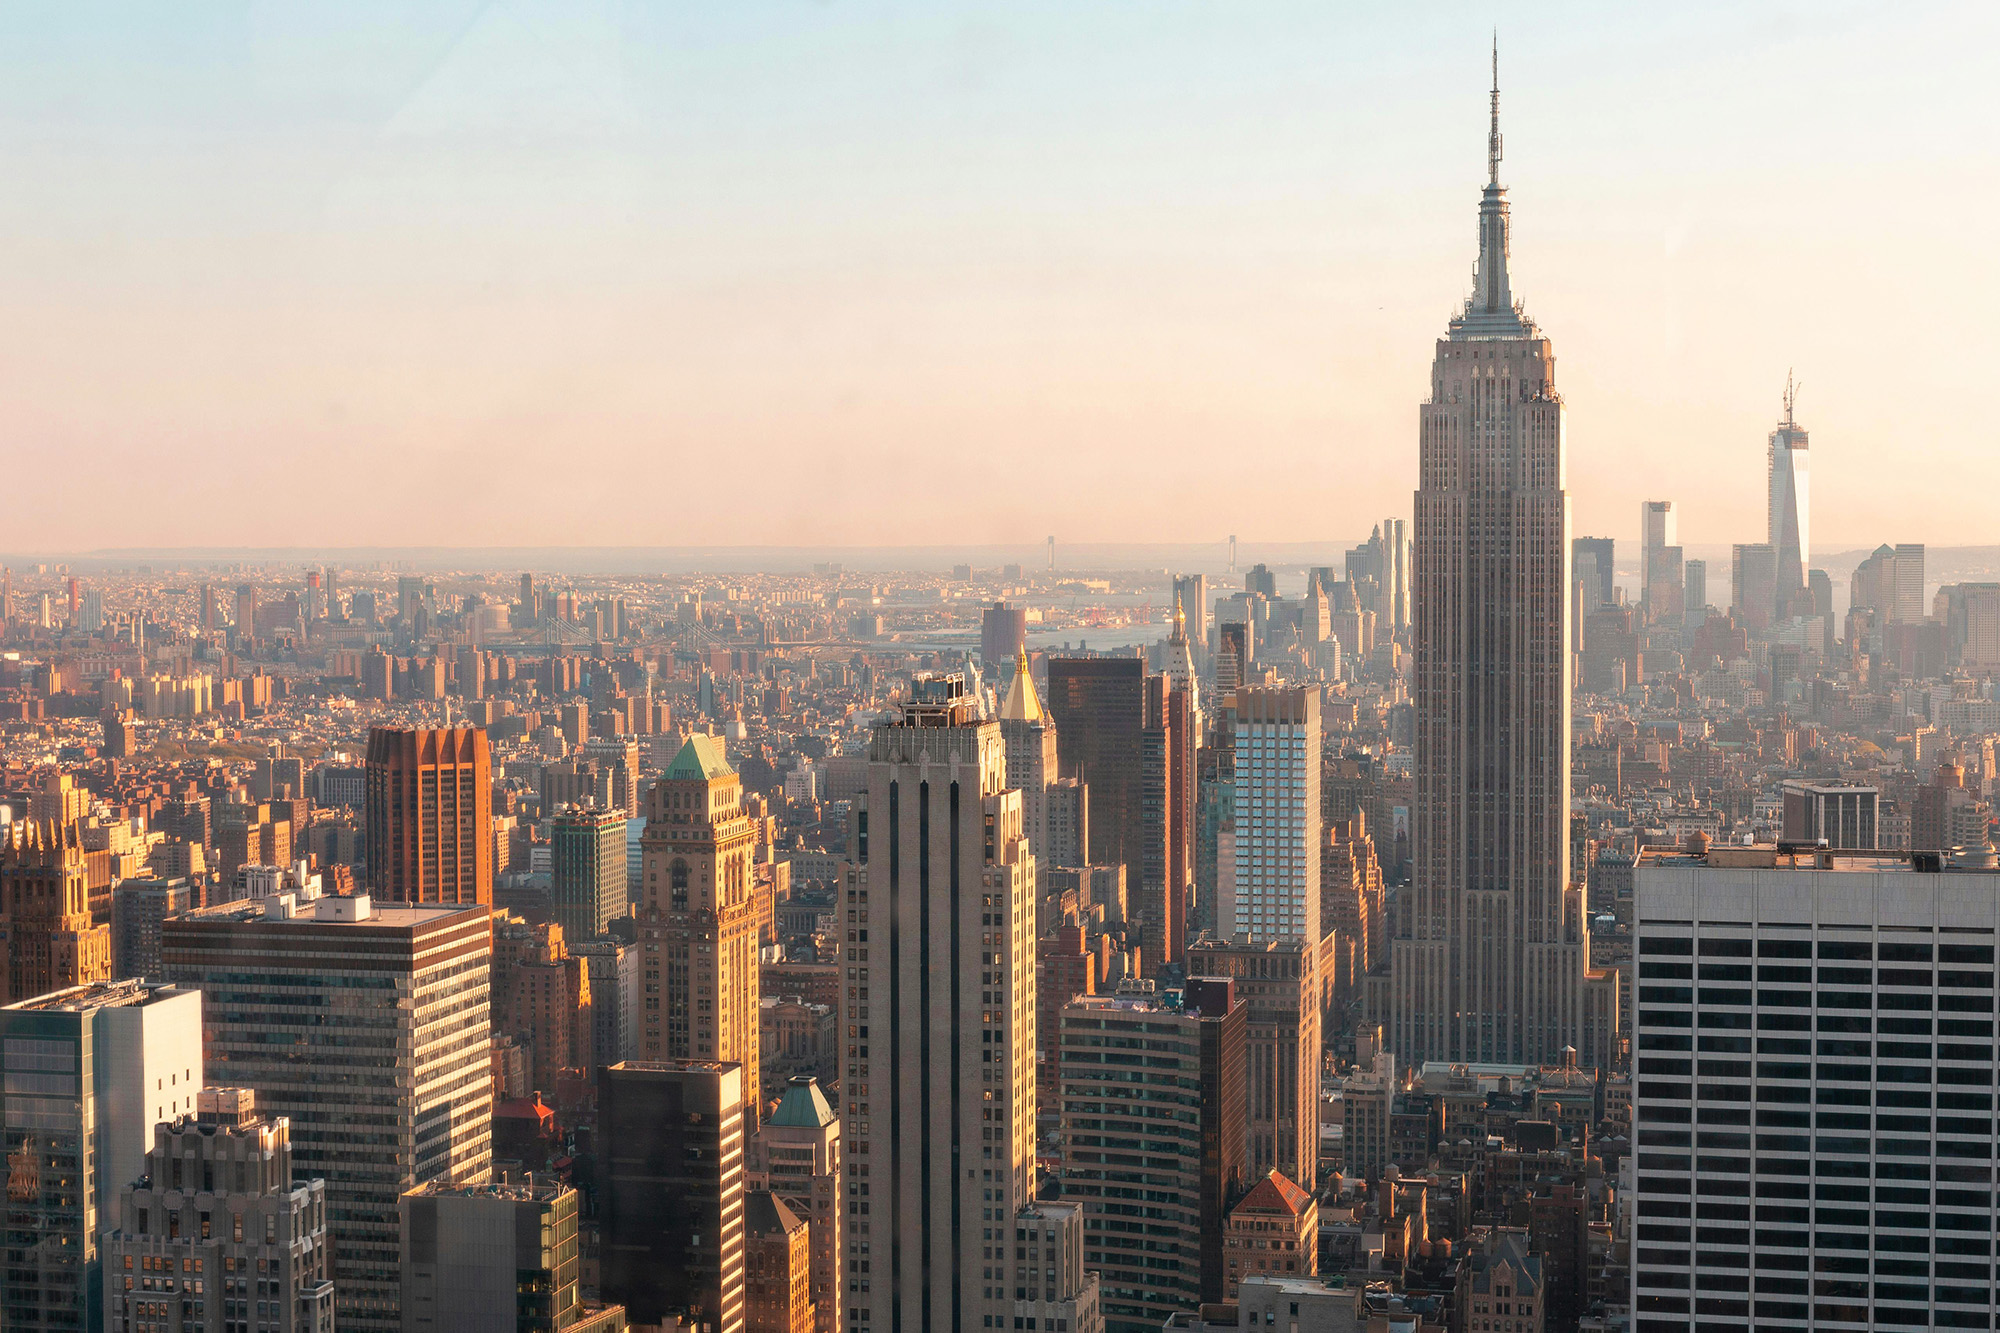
0;1;1992;556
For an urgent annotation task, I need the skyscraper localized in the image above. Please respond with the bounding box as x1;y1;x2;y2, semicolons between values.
1057;978;1245;1327
1216;686;1320;945
0;979;204;1333
551;803;628;944
163;887;494;1333
638;736;761;1124
1682;557;1708;618
1570;535;1615;651
1046;658;1191;975
1633;501;1681;625
998;649;1059;872
845;673;1037;1333
1183;937;1320;1191
0;820;113;1003
980;601;1028;672
1730;542;1778;631
1172;573;1209;660
1849;542;1927;631
1767;373;1810;617
1395;52;1586;1066
600;1060;747;1333
1386;516;1411;631
364;725;494;906
1893;542;1927;623
1630;843;2000;1330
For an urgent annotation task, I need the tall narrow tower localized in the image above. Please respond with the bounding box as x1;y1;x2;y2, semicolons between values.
1768;372;1810;617
639;735;763;1126
845;673;1037;1333
1393;46;1585;1066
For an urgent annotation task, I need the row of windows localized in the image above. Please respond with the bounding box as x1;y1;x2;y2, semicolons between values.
1640;936;1993;964
1640;966;1994;987
1643;995;1995;1018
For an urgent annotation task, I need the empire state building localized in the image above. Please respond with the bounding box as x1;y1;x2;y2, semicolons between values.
1390;53;1591;1065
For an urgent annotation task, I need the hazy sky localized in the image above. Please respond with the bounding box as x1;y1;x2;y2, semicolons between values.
2;2;1994;555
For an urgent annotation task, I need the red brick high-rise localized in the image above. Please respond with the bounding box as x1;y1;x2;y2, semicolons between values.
364;726;493;905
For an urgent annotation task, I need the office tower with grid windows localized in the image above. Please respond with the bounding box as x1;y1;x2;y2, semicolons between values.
1216;686;1320;944
1631;842;2000;1331
1183;937;1320;1192
1394;52;1586;1067
843;674;1037;1333
1057;978;1243;1329
600;1060;747;1333
550;804;628;944
0;979;204;1333
163;889;492;1333
400;1174;627;1333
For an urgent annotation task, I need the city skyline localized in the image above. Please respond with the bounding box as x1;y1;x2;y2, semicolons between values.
5;13;2000;1332
0;4;1994;549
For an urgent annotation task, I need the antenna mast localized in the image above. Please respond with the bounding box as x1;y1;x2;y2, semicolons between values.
1488;33;1502;186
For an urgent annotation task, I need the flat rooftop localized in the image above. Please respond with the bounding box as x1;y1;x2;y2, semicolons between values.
404;1174;568;1204
180;894;487;929
1639;844;1998;875
3;979;192;1013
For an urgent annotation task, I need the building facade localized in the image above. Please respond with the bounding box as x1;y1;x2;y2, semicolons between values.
1631;844;2000;1330
1778;781;1878;849
1184;937;1319;1191
111;877;197;982
1057;983;1245;1330
744;1191;814;1333
0;819;113;1004
748;1076;842;1333
401;1175;625;1333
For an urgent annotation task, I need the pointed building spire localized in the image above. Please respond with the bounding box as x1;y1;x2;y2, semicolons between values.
999;647;1043;722
1454;34;1528;337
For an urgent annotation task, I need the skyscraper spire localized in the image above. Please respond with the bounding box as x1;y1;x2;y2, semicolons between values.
1489;32;1502;187
1456;35;1527;337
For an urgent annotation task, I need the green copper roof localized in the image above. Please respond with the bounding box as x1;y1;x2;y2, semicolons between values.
665;734;734;781
768;1076;836;1128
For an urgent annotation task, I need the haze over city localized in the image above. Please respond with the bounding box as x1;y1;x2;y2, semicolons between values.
2;2;1995;552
